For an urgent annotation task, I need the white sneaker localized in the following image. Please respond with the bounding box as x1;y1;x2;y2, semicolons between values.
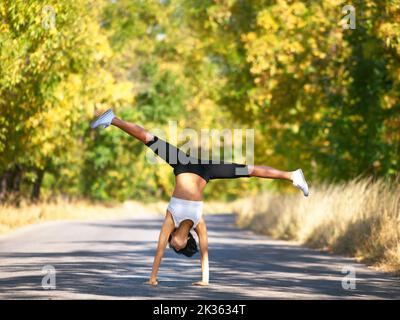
90;109;115;129
292;169;309;197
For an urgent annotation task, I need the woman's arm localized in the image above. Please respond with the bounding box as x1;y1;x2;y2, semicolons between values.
145;212;175;285
194;218;209;286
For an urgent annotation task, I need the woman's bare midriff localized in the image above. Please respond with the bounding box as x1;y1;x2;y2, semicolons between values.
172;173;207;201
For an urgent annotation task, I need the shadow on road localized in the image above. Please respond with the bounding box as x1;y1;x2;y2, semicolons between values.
0;214;399;299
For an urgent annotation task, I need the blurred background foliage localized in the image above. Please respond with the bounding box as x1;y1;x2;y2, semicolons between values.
0;0;399;203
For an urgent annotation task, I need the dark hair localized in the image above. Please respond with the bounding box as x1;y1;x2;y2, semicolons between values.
169;232;198;257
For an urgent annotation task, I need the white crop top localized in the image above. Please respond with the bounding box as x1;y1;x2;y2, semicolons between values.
167;197;203;229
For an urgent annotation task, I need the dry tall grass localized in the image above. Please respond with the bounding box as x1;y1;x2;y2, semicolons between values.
233;178;400;274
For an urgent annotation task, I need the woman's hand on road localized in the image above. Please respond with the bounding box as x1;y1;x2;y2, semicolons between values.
145;278;158;286
192;281;209;286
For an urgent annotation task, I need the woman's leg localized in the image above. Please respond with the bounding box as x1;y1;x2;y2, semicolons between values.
111;117;154;144
247;165;293;181
111;116;188;166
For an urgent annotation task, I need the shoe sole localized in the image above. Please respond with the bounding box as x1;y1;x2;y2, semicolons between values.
90;109;112;129
298;169;309;197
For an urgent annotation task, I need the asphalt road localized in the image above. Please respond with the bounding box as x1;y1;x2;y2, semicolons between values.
0;213;399;299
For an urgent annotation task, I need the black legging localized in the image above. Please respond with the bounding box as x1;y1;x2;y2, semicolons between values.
145;136;250;183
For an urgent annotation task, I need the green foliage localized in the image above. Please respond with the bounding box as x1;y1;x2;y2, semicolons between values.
136;67;188;124
1;0;399;203
201;0;400;182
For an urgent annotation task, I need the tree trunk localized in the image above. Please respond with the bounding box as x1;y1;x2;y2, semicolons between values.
31;169;45;201
11;165;22;192
0;172;9;202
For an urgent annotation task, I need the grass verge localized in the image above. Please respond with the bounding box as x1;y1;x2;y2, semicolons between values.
233;178;400;274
